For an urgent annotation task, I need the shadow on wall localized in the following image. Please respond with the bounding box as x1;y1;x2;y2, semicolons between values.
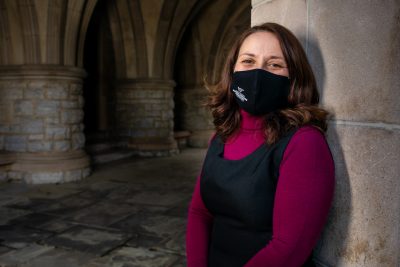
298;34;352;267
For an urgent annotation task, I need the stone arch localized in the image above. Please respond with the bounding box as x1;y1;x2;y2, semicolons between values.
152;0;209;79
0;0;98;66
106;0;148;79
207;1;251;83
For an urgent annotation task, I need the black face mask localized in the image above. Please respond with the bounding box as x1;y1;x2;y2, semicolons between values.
230;69;290;116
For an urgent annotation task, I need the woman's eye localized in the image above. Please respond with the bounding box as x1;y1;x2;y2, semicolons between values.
241;59;254;64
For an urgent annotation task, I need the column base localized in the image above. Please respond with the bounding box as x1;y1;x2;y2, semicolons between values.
0;150;90;184
128;137;179;157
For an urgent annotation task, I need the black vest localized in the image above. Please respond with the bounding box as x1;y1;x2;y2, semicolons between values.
200;129;315;267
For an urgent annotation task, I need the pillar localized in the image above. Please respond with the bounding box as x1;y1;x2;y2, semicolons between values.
251;0;400;266
115;79;178;156
179;86;214;148
0;65;90;184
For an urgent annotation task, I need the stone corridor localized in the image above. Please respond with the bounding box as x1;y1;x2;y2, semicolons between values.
0;148;206;267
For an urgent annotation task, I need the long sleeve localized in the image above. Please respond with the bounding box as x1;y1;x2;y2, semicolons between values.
186;176;214;267
244;126;335;266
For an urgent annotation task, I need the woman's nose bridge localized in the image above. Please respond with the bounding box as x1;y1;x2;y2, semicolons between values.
255;59;268;70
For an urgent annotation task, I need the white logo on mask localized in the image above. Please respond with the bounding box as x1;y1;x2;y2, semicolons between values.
233;86;247;102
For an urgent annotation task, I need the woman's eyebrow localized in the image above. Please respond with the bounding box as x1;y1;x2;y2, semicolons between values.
238;53;284;60
238;52;256;57
266;55;284;60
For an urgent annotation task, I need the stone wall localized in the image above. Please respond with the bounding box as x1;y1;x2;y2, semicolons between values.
251;0;400;266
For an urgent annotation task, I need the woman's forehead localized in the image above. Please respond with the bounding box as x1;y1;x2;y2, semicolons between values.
238;31;284;58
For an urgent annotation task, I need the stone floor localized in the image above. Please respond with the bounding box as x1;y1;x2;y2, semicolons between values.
0;148;207;267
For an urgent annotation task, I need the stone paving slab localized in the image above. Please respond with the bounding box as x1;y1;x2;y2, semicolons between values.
0;246;12;257
0;244;54;266
126;233;166;249
33;195;98;216
156;228;186;256
22;183;85;200
123;190;189;207
37;219;76;233
14;247;93;267
0;207;31;225
65;201;139;227
43;225;131;256
86;246;179;267
0;225;53;249
5;213;56;230
110;213;186;240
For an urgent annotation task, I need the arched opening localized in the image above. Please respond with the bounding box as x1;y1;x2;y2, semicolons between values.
82;0;119;164
173;0;251;148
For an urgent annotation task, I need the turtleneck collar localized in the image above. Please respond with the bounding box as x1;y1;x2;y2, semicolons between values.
240;109;265;130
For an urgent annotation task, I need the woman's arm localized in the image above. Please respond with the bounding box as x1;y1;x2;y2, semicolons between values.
186;174;214;267
244;126;335;267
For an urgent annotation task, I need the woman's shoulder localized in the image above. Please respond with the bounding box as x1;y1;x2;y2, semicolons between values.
283;125;330;158
292;125;326;143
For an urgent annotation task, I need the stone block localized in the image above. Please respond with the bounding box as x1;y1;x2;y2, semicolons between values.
64;169;82;182
82;167;91;178
0;125;10;133
315;123;400;267
0;102;13;124
24;172;64;184
3;87;23;99
14;100;34;115
78;95;84;108
69;84;83;96
28;141;52;152
71;133;85;149
7;171;23;180
0;171;8;181
46;84;68;99
20;119;44;134
45;116;60;124
61;100;78;109
148;90;164;99
9;124;21;133
54;140;71;151
36;100;60;116
46;126;70;139
28;81;47;90
61;110;83;124
4;135;27;152
25;87;45;99
28;134;44;141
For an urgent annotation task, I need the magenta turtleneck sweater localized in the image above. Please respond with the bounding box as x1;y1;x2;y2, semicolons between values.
186;109;335;267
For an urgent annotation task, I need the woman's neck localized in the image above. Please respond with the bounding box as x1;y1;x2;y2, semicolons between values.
240;109;265;130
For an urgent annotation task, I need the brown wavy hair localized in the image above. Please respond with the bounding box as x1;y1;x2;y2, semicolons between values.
207;22;329;145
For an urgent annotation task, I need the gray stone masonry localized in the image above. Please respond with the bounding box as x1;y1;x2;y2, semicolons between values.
0;66;90;183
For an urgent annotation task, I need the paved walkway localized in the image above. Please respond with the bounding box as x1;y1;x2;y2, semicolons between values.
0;148;206;267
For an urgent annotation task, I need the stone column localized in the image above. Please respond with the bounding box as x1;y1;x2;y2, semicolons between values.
0;65;90;184
179;86;214;148
252;0;400;266
115;79;178;156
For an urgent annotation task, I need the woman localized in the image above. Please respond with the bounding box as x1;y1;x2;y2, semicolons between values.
186;22;335;267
